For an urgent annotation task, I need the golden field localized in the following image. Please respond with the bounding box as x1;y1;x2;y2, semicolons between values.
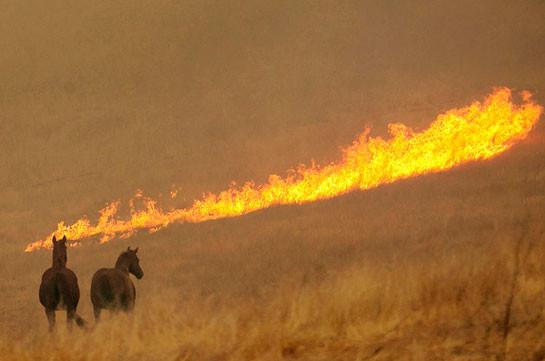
2;136;545;360
1;0;545;360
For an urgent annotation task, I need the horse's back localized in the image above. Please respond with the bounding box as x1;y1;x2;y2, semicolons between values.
91;268;135;310
39;267;80;310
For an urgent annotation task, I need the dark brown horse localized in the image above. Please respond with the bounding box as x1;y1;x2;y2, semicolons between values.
90;247;144;322
39;236;87;332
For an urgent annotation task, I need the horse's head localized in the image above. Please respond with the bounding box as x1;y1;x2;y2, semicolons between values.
52;235;67;268
125;246;144;279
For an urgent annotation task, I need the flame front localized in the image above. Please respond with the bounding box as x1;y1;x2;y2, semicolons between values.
25;88;543;252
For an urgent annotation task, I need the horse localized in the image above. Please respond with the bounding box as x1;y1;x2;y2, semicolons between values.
39;235;87;332
90;246;144;322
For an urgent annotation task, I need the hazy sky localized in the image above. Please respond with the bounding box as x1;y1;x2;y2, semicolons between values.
1;0;544;247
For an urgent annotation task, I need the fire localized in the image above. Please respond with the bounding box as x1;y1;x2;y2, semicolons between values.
25;88;542;252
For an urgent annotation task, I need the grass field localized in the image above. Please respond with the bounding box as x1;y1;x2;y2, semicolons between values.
2;0;545;359
1;131;544;360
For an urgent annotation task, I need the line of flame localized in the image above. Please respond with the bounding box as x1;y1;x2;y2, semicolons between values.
25;88;543;252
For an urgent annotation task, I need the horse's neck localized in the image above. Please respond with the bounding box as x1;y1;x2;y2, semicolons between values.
52;259;66;269
52;251;66;269
115;256;130;274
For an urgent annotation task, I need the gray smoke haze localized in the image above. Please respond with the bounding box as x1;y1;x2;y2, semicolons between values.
1;0;544;248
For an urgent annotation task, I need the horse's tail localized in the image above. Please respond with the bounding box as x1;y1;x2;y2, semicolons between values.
55;272;88;330
73;312;88;329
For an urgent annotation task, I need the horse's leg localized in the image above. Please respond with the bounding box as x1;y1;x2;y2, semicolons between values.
122;299;135;313
45;309;55;332
93;305;101;323
66;308;75;332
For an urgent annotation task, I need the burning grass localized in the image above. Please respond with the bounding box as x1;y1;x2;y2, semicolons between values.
3;115;545;360
24;88;543;252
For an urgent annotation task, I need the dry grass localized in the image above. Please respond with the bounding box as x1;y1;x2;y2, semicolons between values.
1;187;545;360
1;137;545;360
2;0;545;358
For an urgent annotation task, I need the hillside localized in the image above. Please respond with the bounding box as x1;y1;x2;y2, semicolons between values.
1;127;544;359
1;0;545;359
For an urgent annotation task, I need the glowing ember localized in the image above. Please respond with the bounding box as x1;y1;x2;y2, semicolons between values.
25;88;543;252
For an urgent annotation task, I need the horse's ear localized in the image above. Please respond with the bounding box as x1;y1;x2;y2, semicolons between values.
127;246;131;252
134;247;138;254
61;235;67;243
52;235;57;244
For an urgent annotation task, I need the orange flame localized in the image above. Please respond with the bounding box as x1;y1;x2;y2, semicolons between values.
25;88;543;252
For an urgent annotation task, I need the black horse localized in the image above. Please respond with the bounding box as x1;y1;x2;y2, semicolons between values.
90;247;144;322
39;236;87;332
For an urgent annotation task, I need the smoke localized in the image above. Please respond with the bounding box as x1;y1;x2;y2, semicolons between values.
1;0;545;249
